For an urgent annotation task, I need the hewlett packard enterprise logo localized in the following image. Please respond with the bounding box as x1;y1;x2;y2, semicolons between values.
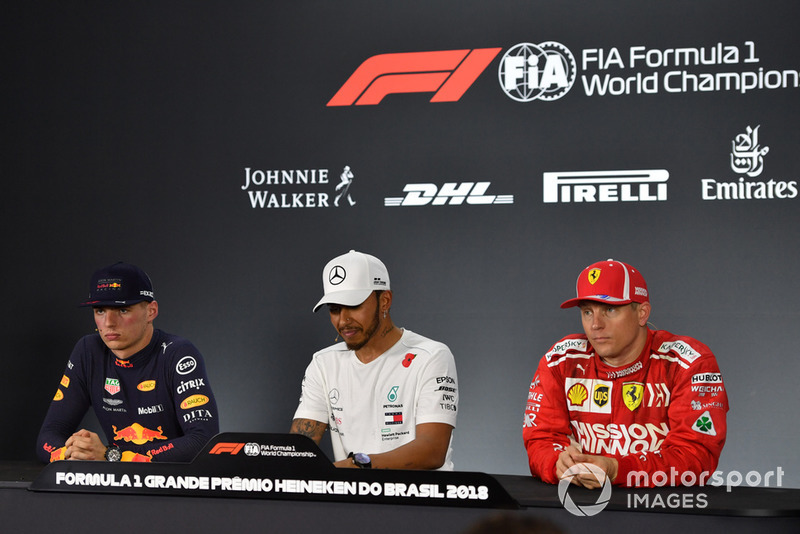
543;170;669;203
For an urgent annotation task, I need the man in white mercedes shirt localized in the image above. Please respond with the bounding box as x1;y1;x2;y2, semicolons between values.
291;250;458;470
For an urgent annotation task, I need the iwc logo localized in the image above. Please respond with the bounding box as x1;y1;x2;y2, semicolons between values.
498;42;576;102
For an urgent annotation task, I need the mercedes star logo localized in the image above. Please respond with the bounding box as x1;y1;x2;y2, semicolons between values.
329;388;340;404
329;265;346;285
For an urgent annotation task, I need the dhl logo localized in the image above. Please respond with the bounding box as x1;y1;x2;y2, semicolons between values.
113;423;167;445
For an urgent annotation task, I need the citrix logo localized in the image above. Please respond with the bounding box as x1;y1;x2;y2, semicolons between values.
327;48;501;106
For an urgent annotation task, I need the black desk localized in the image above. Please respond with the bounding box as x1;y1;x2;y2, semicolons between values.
3;433;798;533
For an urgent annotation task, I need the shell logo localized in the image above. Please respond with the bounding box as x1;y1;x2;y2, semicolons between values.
53;389;64;401
137;380;156;392
567;383;588;406
180;394;209;410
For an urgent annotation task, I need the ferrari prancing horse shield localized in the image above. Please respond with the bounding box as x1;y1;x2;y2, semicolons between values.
623;382;644;411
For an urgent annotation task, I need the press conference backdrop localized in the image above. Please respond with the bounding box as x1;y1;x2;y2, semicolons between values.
5;1;799;488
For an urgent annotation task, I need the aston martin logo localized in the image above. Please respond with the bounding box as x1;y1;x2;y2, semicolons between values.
329;265;346;285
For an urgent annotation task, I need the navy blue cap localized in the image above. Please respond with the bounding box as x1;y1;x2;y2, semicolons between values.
79;262;155;307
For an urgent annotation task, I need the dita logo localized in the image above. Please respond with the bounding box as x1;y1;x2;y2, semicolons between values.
328;48;501;106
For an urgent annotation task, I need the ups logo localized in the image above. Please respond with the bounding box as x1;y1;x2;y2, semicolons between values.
593;385;610;407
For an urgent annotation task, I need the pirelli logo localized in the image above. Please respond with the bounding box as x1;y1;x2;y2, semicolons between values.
543;169;669;203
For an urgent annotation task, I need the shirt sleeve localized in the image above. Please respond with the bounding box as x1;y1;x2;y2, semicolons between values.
292;356;330;424
413;345;458;428
522;354;573;484
616;351;729;487
36;340;92;463
146;342;220;462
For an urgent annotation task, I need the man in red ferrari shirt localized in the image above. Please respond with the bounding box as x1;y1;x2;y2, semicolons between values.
523;259;728;488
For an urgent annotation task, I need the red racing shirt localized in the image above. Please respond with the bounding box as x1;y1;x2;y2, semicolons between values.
523;329;728;487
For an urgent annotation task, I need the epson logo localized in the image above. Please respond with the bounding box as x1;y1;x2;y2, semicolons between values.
543;170;669;203
385;182;514;207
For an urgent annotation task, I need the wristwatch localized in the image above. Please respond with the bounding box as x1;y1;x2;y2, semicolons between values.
104;444;122;462
350;452;372;469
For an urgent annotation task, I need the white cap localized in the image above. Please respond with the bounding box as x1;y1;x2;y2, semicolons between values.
313;250;390;312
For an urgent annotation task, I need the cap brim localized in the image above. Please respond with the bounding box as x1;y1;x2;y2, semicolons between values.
79;298;149;308
313;289;373;313
560;296;632;309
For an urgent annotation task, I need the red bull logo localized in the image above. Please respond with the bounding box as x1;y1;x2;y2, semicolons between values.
113;423;167;445
50;447;66;462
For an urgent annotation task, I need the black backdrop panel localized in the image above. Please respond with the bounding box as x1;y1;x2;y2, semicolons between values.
5;1;799;489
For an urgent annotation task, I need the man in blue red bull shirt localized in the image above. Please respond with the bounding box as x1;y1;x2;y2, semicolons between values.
36;262;219;463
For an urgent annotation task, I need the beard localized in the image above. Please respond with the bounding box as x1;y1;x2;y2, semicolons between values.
343;305;381;351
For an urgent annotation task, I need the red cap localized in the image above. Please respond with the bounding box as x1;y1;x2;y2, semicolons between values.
560;259;649;309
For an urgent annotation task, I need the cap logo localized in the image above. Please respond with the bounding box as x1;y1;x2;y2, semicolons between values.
587;268;601;285
328;265;346;285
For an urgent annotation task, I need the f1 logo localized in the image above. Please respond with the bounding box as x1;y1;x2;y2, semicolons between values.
327;48;502;106
208;442;245;455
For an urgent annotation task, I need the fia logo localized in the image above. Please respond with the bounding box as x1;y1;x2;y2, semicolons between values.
499;42;576;102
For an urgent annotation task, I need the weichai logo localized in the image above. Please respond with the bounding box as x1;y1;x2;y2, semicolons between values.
327;48;502;106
